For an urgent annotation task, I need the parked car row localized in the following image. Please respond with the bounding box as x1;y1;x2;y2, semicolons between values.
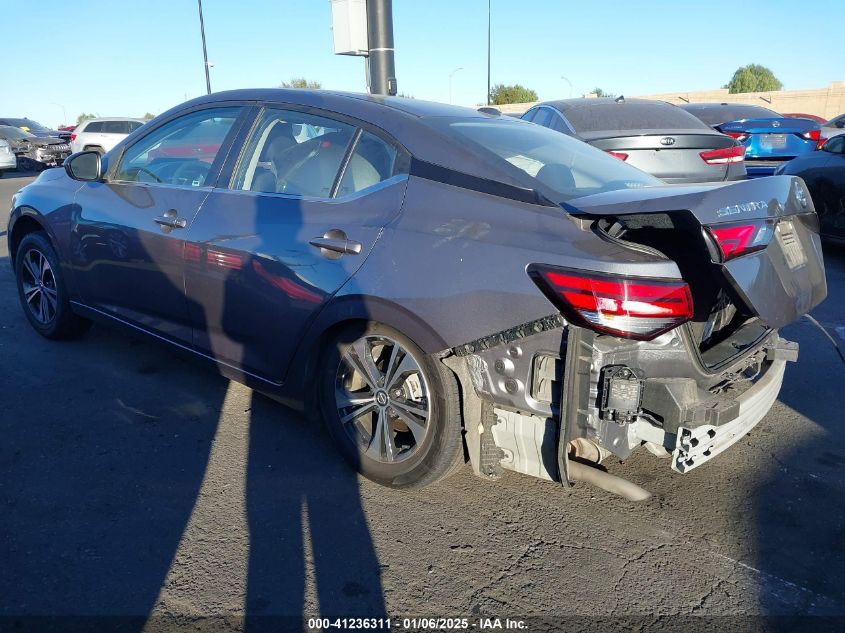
6;89;828;498
511;97;845;244
0;116;146;175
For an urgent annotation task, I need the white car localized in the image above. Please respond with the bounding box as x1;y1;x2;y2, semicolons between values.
70;118;146;155
0;139;16;176
821;113;845;141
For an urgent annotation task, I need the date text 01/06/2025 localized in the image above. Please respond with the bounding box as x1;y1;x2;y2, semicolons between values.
306;617;527;630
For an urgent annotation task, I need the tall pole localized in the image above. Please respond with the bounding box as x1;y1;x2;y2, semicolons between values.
560;75;573;98
449;67;464;104
197;0;211;95
366;0;397;95
487;0;491;105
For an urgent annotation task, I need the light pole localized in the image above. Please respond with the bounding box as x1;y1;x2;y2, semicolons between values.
560;75;573;98
50;102;67;127
486;0;491;105
197;0;211;95
448;67;464;104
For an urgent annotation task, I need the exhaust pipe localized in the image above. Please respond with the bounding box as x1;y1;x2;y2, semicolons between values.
568;438;651;501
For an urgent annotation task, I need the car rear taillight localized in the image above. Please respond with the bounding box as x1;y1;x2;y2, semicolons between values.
707;218;775;262
699;145;745;164
529;266;694;340
606;151;628;161
723;131;749;143
817;137;827;150
800;129;821;142
70;134;76;142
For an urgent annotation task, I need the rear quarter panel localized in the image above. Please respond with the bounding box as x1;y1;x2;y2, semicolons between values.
333;176;682;352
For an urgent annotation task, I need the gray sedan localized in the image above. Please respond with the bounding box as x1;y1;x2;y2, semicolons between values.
522;97;747;183
6;89;825;499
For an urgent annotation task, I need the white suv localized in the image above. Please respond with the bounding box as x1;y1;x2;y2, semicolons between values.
70;118;146;155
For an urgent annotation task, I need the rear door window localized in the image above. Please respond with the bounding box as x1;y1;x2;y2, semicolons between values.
336;130;406;196
85;121;103;133
232;108;356;198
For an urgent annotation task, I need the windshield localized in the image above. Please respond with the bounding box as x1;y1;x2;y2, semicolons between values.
3;118;50;133
441;119;661;202
0;125;35;140
683;105;780;126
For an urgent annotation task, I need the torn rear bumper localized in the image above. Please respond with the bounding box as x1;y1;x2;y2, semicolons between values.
670;359;786;473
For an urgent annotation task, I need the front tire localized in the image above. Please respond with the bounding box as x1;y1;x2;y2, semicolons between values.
319;323;464;489
15;232;91;339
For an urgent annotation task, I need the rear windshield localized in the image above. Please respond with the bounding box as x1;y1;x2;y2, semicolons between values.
563;103;709;133
1;118;50;133
440;119;661;203
0;125;34;140
682;105;780;126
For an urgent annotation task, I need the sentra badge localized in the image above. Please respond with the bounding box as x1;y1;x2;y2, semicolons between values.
716;200;767;217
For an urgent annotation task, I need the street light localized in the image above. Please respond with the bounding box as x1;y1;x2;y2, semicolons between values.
448;67;464;104
560;75;573;98
50;102;67;127
197;0;211;95
487;0;491;105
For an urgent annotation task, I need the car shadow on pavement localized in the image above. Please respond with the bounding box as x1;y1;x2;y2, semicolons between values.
750;243;845;624
0;231;385;632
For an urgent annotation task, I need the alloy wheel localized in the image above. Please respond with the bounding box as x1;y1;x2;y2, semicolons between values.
20;248;58;325
335;335;431;463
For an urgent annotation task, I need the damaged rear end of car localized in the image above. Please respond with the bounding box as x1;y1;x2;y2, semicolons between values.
451;175;825;498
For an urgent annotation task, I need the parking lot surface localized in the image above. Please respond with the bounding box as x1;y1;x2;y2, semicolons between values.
2;171;845;630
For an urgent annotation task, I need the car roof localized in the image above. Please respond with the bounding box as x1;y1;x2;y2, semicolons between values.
535;97;675;112
186;88;490;121
81;117;147;123
157;89;526;189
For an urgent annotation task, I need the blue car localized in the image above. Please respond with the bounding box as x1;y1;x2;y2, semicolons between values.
681;103;822;178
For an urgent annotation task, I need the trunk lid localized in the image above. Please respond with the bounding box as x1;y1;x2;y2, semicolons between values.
717;117;818;136
565;176;827;331
585;132;741;183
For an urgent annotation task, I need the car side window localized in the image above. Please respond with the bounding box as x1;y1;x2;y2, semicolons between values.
826;136;845;153
233;108;355;198
531;108;553;128
103;121;125;134
114;107;240;187
521;108;538;123
85;121;102;133
127;121;144;133
336;131;406;197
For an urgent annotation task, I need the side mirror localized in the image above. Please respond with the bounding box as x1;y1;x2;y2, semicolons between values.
64;151;103;181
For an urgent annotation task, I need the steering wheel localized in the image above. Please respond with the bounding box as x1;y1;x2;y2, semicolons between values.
171;161;210;186
128;166;162;183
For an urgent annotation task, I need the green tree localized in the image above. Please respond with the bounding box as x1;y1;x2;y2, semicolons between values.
591;87;616;98
724;64;783;94
488;83;538;105
280;77;322;90
76;112;96;124
142;112;155;121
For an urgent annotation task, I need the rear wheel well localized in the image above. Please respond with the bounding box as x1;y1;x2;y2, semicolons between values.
302;318;371;418
9;215;47;264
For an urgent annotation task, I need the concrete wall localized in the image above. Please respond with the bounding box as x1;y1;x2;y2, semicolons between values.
493;81;845;120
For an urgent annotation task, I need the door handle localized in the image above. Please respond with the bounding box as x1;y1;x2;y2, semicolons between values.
309;229;362;259
154;209;187;231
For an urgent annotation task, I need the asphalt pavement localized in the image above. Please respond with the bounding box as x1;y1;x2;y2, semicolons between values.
2;170;845;631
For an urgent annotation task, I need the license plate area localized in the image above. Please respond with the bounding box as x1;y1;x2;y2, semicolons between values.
775;220;807;270
760;134;787;149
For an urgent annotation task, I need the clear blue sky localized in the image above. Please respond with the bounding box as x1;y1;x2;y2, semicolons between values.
3;0;841;128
